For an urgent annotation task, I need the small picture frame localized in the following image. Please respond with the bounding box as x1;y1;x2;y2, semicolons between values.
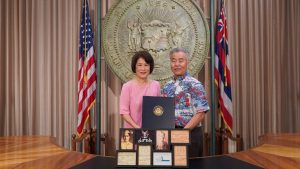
117;151;137;167
137;145;152;167
170;129;191;144
152;152;172;167
155;130;170;151
135;129;155;145
173;145;189;168
119;128;135;150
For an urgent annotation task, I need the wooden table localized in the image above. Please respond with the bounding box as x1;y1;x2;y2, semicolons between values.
228;133;300;169
0;136;94;169
1;134;300;169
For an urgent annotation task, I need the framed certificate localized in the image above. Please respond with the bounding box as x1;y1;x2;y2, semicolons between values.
119;128;135;150
135;129;155;145
117;151;136;167
173;145;189;168
155;130;170;151
137;145;152;166
170;129;191;144
142;96;175;129
152;152;172;167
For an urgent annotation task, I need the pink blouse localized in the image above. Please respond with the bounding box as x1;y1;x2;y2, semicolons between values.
120;80;161;128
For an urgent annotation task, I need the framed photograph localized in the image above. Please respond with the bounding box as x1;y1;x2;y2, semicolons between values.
135;129;155;145
119;128;135;150
170;129;190;144
155;130;170;151
152;152;172;167
117;151;136;167
173;145;189;168
137;145;152;166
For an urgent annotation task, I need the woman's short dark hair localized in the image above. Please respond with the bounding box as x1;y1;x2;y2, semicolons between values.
131;51;154;74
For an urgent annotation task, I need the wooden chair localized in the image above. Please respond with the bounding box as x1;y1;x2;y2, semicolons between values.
71;129;108;155
204;128;243;156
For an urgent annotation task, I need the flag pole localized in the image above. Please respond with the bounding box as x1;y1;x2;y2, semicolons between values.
96;0;102;155
210;0;216;156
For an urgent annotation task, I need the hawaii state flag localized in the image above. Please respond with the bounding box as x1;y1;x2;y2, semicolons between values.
214;0;233;133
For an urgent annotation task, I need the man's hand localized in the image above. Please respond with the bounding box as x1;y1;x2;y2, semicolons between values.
184;112;205;129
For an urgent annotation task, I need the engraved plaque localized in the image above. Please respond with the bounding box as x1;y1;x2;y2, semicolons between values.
103;0;210;84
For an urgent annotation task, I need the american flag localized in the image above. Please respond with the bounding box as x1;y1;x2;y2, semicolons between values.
214;0;233;133
77;0;96;136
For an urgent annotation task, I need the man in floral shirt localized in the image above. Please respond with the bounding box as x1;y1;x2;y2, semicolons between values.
162;48;209;157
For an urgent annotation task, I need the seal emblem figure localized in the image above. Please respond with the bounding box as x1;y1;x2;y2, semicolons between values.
103;0;210;84
153;105;164;116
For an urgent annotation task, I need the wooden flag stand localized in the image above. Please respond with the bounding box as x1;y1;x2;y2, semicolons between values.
71;127;109;155
204;115;243;156
72;109;108;155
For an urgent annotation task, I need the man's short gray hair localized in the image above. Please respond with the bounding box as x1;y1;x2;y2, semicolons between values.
169;47;189;58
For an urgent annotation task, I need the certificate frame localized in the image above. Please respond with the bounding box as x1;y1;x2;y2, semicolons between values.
119;128;135;151
137;145;152;167
172;145;189;168
116;151;137;167
170;129;191;145
152;152;173;167
135;129;155;145
142;96;175;129
155;129;170;151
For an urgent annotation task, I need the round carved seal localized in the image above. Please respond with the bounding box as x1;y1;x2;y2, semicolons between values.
103;0;210;84
153;105;164;116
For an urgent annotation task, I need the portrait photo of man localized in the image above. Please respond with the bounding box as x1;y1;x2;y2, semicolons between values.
155;130;169;151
